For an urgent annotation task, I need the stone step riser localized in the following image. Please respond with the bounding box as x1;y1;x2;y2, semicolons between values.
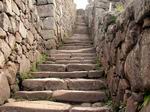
37;64;97;72
0;101;71;112
48;48;96;54
15;90;107;103
47;57;96;61
58;46;94;50
31;70;104;79
22;79;106;91
49;53;96;57
52;90;107;103
43;60;96;64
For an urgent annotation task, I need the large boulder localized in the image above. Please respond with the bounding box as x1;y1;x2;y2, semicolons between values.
0;71;10;105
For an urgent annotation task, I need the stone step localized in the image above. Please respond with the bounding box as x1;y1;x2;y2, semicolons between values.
44;60;96;64
37;64;97;72
64;40;93;44
75;22;87;26
50;53;96;57
48;48;96;54
74;26;88;34
58;46;93;50
67;64;97;72
22;78;106;91
0;101;71;112
37;64;66;72
15;91;53;100
31;70;104;79
49;53;96;58
47;56;96;61
70;107;111;112
63;43;93;46
52;90;107;103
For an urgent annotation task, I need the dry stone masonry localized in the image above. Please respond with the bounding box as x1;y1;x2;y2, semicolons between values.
0;0;76;106
86;0;150;111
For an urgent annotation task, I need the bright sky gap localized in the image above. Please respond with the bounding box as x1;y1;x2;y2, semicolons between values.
74;0;88;9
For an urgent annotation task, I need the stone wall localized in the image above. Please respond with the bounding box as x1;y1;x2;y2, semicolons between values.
0;0;76;105
86;0;150;111
34;0;76;50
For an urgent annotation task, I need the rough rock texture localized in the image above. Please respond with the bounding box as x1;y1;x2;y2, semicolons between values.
35;0;76;50
0;0;76;105
86;0;150;111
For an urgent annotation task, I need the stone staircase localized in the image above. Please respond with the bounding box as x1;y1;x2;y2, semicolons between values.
0;11;111;112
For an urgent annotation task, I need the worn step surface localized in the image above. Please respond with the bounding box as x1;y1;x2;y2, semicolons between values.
37;64;97;72
31;70;104;78
0;101;71;112
22;78;106;91
52;90;107;103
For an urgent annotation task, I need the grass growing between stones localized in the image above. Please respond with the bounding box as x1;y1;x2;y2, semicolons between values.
20;53;48;80
138;91;150;111
115;3;124;13
95;58;102;70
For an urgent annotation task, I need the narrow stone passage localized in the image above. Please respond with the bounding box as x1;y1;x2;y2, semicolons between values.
0;10;111;112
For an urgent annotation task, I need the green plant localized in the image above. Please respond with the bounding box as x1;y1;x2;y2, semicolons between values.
138;91;150;111
31;62;38;72
95;58;102;70
37;53;48;64
115;4;124;13
20;72;32;80
111;15;117;23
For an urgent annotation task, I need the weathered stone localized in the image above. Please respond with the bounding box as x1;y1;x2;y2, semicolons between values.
32;71;88;78
8;34;16;49
0;1;4;12
22;78;67;91
37;0;55;5
19;55;31;73
0;71;10;105
52;90;107;103
0;27;6;39
70;107;111;112
27;31;34;45
66;79;106;90
12;0;20;16
143;18;150;28
126;96;138;112
15;91;53;100
4;62;18;85
42;17;56;30
0;101;71;112
0;13;11;32
3;0;13;15
38;64;66;72
0;39;12;59
37;4;55;17
45;38;57;49
19;21;27;38
15;32;22;43
0;51;5;68
41;30;55;40
9;17;17;34
67;64;96;72
140;29;150;90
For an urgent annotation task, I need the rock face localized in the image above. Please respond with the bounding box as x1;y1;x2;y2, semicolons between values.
0;71;10;105
85;0;150;111
0;0;76;105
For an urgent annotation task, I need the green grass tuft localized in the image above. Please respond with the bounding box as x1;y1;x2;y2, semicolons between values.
115;3;124;13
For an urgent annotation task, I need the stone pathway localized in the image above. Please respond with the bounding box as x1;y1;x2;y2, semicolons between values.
0;12;111;112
